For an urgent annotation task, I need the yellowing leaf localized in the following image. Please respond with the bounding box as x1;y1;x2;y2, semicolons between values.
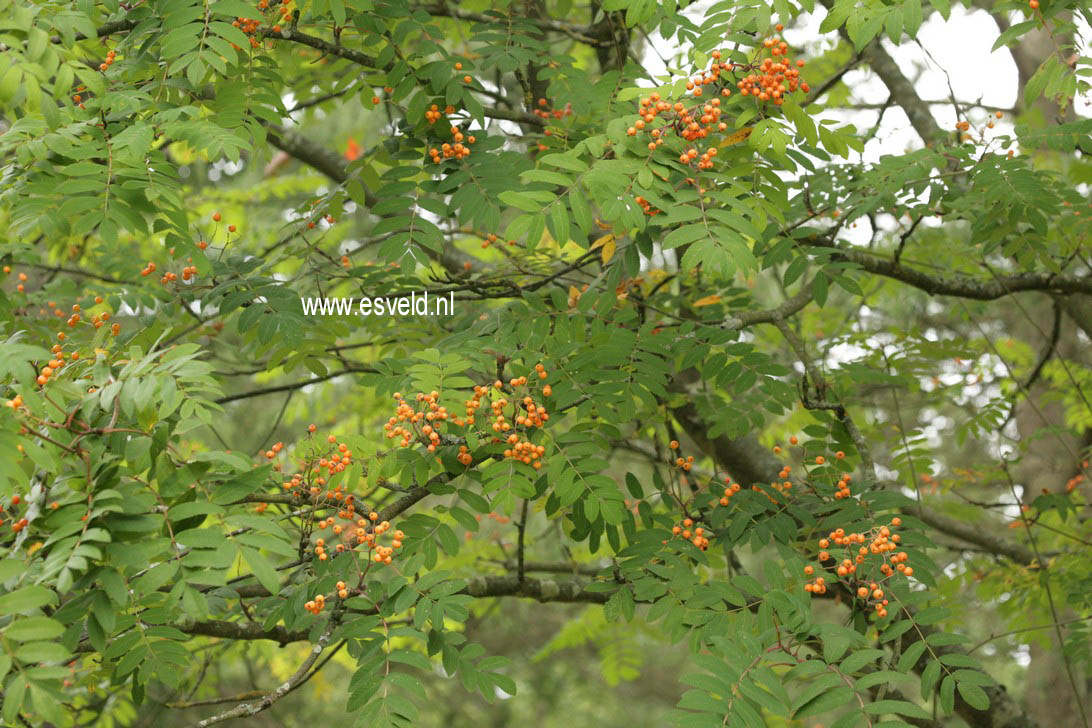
693;294;722;307
600;237;616;264
719;127;753;148
591;233;614;249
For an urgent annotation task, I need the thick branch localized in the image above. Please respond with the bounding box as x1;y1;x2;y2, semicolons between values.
462;574;607;603
806;238;1092;300
174;618;308;646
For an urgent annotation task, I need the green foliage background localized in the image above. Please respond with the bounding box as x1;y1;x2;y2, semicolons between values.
0;0;1090;725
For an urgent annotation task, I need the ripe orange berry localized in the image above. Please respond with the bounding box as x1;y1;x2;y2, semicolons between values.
212;212;222;222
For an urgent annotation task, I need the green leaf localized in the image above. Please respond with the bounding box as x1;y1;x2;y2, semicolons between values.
939;675;956;714
0;586;56;615
841;648;885;674
919;659;941;700
897;640;926;672
902;0;922;38
794;686;855;718
864;699;930;719
242;547;280;595
956;681;989;710
499;191;543;213
4;617;65;642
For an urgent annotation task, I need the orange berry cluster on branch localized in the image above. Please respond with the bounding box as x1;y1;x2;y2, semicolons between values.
669;518;714;551
231;15;264;47
833;471;851;499
304;593;325;614
625;28;807;174
425;103;458;124
98;49;117;72
428;123;477;162
718;477;743;506
737;36;808;104
1066;460;1088;492
385;362;553;471
805;517;914;618
34;345;73;387
634;196;660;216
533;97;574;120
279;429;355;492
385;391;451;450
263;441;286;460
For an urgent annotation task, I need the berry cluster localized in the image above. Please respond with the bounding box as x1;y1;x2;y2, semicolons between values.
1066;460;1088;492
669;517;714;551
252;0;294;36
533;97;574;121
312;513;403;564
263;441;286;460
267;428;405;576
288;432;352;479
805;517;914;619
386;391;451;450
624;27;808;176
385;362;553;469
425;103;457;124
72;85;88;110
0;495;28;533
98;48;117;72
428;123;478;162
34;342;79;387
737;34;808;104
669;440;695;471
634;196;660;216
231;15;264;47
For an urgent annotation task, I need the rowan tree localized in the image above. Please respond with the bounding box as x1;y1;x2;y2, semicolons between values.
0;0;1090;726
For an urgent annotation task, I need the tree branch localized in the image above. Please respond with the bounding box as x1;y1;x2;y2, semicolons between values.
805;237;1092;299
216;367;374;404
